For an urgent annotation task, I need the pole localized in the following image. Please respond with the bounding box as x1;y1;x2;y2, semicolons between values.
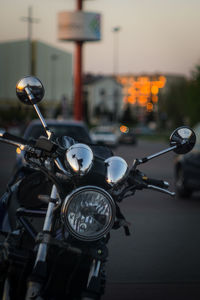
27;6;32;74
74;41;83;120
77;0;83;10
112;27;121;76
21;6;40;75
74;0;83;120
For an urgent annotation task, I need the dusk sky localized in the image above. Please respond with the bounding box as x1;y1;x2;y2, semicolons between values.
0;0;200;77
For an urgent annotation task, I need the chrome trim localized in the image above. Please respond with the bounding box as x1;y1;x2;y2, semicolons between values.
87;259;101;288
54;157;72;177
34;185;57;266
0;129;5;137
66;143;94;176
33;104;52;139
105;156;128;186
145;145;177;161
177;127;193;139
16;76;52;139
16;76;44;105
147;185;175;196
0;137;25;148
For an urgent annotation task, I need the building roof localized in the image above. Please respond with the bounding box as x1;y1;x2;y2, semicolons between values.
83;73;122;87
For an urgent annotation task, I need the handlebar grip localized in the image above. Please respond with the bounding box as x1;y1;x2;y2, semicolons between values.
145;178;169;188
1;132;28;146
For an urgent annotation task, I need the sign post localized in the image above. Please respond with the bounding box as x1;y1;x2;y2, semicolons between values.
58;1;101;120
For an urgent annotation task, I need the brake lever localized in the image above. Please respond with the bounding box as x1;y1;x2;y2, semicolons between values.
147;184;176;197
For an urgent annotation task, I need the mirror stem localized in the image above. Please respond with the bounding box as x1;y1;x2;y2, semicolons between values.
25;86;52;139
25;86;35;102
33;104;52;139
140;145;177;163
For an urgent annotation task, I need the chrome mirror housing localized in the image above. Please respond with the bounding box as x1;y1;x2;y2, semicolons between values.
65;143;94;176
16;76;45;105
170;126;196;154
105;156;128;186
0;129;5;137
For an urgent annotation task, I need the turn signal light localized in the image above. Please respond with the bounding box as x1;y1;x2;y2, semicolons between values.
16;147;21;155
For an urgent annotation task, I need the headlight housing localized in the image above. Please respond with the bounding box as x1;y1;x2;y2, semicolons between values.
65;143;94;176
61;186;116;241
105;156;128;186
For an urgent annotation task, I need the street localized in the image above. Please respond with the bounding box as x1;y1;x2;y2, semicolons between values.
0;139;200;299
103;141;200;299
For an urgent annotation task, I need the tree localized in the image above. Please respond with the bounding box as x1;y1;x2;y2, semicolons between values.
159;79;187;128
185;65;200;126
158;66;200;129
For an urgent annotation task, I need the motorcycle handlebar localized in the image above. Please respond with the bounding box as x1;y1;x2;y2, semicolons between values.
0;131;56;156
128;169;172;194
143;177;169;189
3;132;29;145
0;130;175;196
0;130;29;147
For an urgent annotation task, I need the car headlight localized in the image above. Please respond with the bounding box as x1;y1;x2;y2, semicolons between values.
61;186;116;241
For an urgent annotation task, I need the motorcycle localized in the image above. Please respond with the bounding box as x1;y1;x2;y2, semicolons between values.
0;76;196;300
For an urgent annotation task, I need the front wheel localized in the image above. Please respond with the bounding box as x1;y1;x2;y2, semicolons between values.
175;167;192;198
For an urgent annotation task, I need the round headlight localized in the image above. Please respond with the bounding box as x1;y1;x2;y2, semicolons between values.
61;186;116;241
66;143;94;176
105;156;128;186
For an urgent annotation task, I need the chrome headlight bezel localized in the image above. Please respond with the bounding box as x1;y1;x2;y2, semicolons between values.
61;186;116;242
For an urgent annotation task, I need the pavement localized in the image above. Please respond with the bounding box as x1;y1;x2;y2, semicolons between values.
102;282;200;300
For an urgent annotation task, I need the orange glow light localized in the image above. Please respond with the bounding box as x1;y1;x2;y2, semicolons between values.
128;96;136;104
151;85;159;95
128;87;136;95
141;85;150;95
120;125;129;133
16;147;21;154
117;75;166;108
152;95;158;103
138;96;148;106
146;102;153;112
17;84;24;91
139;76;149;83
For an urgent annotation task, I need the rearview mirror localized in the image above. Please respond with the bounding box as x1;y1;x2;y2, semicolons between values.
16;76;45;105
170;126;196;154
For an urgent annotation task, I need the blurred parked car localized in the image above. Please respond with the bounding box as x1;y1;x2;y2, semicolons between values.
119;125;137;145
16;119;92;168
90;126;119;148
174;123;200;198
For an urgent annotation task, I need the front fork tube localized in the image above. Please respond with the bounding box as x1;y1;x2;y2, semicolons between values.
87;259;101;288
85;259;105;298
25;185;57;300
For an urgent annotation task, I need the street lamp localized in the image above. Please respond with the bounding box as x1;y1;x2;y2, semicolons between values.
112;26;121;76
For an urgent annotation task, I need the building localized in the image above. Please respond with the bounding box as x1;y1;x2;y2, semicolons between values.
0;40;73;114
83;74;123;125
